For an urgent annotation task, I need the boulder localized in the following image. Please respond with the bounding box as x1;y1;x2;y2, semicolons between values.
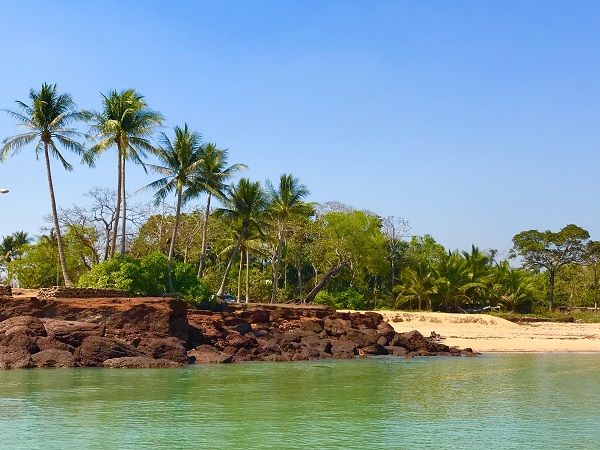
188;345;232;364
0;331;39;354
385;346;408;356
376;321;396;339
35;336;75;353
0;316;46;337
344;328;379;348
103;357;183;368
330;338;357;359
0;347;32;369
137;337;188;363
361;344;388;356
323;317;350;336
300;319;324;333
75;336;139;367
42;319;103;347
31;349;76;368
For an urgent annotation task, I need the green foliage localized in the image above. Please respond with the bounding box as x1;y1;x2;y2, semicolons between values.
314;288;366;310
78;252;210;303
7;227;93;288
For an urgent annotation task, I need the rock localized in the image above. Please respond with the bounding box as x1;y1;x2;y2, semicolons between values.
300;319;324;333
0;347;32;369
376;335;389;346
330;338;357;359
390;330;430;352
103;357;183;368
35;336;75;353
323;317;350;336
344;328;379;348
31;349;76;368
75;336;139;367
137;337;188;363
42;319;103;347
234;322;252;335
385;346;408;356
349;312;383;330
188;345;232;364
376;321;396;339
361;344;388;355
0;331;39;353
0;316;46;336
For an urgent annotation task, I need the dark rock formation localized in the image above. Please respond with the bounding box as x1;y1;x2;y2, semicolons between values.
0;296;476;369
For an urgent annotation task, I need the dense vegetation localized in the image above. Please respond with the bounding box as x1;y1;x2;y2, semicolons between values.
2;84;599;314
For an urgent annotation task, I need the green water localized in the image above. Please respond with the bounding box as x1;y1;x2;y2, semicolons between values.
0;354;599;449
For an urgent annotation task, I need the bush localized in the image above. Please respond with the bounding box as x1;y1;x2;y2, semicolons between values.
314;288;366;310
78;252;212;304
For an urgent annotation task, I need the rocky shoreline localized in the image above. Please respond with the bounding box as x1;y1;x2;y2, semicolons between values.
0;295;476;369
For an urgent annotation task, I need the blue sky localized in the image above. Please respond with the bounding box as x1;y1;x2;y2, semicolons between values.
1;1;599;256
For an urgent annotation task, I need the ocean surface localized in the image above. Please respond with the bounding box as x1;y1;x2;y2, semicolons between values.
0;354;598;449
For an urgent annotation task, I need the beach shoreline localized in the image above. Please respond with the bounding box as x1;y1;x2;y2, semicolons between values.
367;310;600;353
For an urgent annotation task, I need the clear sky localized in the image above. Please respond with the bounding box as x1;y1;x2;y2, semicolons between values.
1;1;599;257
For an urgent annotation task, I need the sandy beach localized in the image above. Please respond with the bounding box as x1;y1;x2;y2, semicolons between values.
374;311;600;352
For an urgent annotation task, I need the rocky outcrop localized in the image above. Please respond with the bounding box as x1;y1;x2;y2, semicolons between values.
186;304;475;364
0;296;476;369
0;296;190;369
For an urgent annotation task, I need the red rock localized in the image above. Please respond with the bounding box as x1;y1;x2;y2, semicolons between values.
376;321;396;339
42;319;103;347
361;344;388;355
344;328;379;347
188;345;232;364
0;347;32;369
75;336;139;367
385;346;408;356
0;316;46;336
137;337;188;363
300;319;324;333
31;349;76;368
35;336;74;353
330;338;357;359
0;331;39;353
103;356;183;368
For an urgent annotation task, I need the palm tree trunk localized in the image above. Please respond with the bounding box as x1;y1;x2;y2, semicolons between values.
245;248;250;303
236;249;243;303
297;265;303;298
44;143;73;287
167;187;183;292
111;149;122;258
270;227;284;303
217;232;243;297
197;193;212;277
120;153;127;254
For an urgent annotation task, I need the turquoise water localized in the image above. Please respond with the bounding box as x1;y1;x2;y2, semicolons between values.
0;354;599;449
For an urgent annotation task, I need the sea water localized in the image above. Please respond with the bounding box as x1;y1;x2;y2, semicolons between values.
0;354;598;449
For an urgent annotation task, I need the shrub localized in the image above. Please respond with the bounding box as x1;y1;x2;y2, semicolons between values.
314;288;366;310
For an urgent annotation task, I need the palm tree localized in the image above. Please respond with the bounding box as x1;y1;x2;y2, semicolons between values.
84;89;163;256
215;179;267;298
145;124;203;292
190;144;246;278
0;231;31;263
266;174;311;303
1;84;84;287
395;261;437;310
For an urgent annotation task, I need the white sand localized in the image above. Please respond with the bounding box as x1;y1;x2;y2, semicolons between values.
373;311;600;353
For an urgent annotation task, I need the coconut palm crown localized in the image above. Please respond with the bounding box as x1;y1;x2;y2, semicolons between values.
1;83;85;286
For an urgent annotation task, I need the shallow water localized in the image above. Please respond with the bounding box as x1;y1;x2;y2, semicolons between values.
0;354;599;449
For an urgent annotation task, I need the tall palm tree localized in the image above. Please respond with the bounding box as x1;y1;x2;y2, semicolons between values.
1;83;84;286
190;144;246;278
145;124;203;292
266;174;310;303
215;179;267;297
0;231;31;263
84;89;163;256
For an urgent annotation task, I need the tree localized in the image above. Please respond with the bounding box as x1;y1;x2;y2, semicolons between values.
511;224;590;311
304;210;387;303
84;89;163;256
266;174;311;303
395;261;437;310
0;231;31;263
584;241;600;307
146;124;204;292
1;83;85;287
215;179;268;298
190;144;246;278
